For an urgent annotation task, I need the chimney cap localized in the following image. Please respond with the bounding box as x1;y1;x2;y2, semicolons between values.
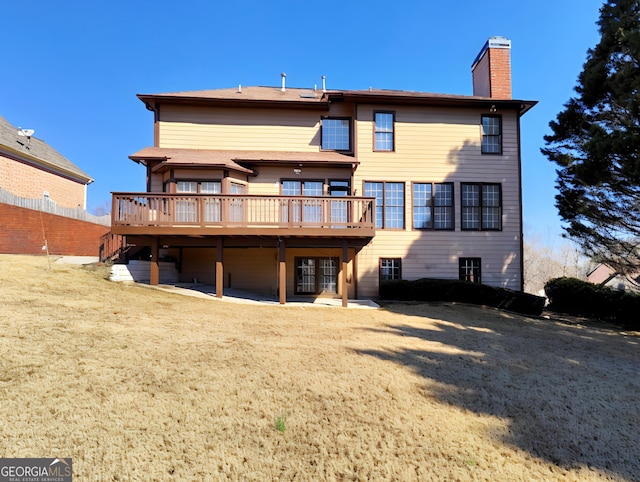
487;36;511;49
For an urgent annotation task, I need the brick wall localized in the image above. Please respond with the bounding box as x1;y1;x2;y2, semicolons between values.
488;48;512;99
0;153;87;208
0;203;110;256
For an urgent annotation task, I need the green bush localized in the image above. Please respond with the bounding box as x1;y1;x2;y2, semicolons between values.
544;277;640;330
380;278;545;316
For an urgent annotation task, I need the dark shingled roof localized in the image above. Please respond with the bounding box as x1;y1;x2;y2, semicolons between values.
138;86;331;111
138;85;537;115
0;115;92;183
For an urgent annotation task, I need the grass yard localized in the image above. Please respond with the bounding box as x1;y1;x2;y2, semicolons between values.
0;254;638;481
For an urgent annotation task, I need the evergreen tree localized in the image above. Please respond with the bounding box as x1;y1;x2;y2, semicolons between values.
541;0;640;277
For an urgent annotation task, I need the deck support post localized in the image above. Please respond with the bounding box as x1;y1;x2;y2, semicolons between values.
216;237;224;298
150;237;159;286
341;240;349;308
279;239;286;305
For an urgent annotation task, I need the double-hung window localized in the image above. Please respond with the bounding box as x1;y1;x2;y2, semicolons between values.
374;112;394;151
413;182;454;230
461;183;502;230
481;115;502;154
321;118;351;151
364;181;405;229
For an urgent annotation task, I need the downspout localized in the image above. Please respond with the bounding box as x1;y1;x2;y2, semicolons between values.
83;177;93;210
517;110;524;292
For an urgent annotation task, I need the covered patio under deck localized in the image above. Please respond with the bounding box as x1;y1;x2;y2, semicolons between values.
123;235;372;307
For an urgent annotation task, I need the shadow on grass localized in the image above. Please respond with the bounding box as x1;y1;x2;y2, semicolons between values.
355;302;640;480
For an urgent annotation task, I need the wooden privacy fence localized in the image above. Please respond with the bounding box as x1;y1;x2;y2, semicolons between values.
0;187;110;226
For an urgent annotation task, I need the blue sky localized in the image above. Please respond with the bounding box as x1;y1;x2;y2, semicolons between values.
2;0;604;241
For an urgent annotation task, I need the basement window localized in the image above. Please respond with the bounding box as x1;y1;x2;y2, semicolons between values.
459;257;481;283
380;258;402;281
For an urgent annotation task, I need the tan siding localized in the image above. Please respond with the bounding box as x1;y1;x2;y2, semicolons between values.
325;103;355;117
356;106;519;181
149;174;163;192
158;105;322;152
224;248;279;295
172;169;226;181
357;230;521;297
354;105;522;295
180;248;216;284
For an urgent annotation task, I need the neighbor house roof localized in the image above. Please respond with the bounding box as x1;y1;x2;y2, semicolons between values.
130;147;358;175
0;115;93;183
138;85;537;116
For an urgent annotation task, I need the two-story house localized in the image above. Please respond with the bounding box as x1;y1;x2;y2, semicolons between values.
111;37;536;306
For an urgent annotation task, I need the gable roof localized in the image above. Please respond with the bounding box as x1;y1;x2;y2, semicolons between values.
138;85;537;116
0;115;93;184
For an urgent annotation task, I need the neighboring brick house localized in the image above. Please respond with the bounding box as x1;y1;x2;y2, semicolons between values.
0;115;92;208
0;115;109;256
111;37;536;305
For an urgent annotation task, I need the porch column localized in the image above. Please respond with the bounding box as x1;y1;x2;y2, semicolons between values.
150;237;159;286
341;240;349;308
216;237;224;298
279;239;286;305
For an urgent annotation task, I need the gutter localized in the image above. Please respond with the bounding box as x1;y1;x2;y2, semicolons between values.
0;145;93;185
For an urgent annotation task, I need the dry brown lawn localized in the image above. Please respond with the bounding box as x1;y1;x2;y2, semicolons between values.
0;254;638;481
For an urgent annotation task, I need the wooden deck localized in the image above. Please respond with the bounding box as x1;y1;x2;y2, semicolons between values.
111;193;376;237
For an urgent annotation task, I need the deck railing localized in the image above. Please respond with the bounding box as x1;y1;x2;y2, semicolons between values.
99;232;129;262
111;193;375;233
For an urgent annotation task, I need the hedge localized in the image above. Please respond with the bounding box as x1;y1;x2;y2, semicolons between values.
380;278;545;316
544;277;640;329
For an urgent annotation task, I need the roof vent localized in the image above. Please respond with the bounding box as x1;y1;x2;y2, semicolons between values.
237;84;242;93
281;73;286;92
321;75;326;93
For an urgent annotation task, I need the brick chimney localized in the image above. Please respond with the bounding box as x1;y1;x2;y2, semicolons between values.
471;36;512;99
